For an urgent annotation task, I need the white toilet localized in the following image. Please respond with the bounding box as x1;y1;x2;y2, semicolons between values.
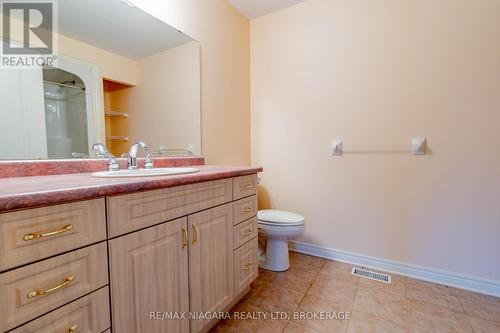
257;210;305;271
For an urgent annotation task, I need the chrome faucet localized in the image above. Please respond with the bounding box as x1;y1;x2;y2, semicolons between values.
91;143;119;172
126;141;148;170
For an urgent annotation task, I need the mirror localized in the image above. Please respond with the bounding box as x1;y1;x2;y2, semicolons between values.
0;0;201;160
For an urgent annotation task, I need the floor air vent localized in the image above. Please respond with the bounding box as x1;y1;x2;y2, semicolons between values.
352;267;391;284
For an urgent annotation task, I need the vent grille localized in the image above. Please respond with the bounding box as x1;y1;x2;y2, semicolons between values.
352;267;391;284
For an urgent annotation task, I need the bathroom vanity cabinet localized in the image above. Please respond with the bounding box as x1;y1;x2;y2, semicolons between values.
0;174;259;333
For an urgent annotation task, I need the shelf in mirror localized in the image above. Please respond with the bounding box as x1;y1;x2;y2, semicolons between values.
106;136;129;141
105;111;128;118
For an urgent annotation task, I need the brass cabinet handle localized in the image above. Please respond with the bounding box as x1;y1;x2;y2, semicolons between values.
242;228;253;236
182;227;188;248
68;324;78;333
242;262;254;270
192;224;199;244
27;275;75;299
23;224;73;241
240;182;253;191
242;207;253;213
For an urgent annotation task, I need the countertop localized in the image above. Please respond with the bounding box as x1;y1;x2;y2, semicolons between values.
0;165;262;212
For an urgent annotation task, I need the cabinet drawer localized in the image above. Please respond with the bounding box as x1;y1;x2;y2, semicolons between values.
10;286;110;333
233;195;257;225
232;175;257;200
0;242;108;331
0;199;106;272
107;179;232;237
233;217;258;250
234;237;258;296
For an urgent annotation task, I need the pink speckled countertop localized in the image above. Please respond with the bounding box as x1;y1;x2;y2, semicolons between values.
0;165;262;212
0;156;205;178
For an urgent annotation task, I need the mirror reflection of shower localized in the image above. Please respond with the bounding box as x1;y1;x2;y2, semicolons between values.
43;67;89;159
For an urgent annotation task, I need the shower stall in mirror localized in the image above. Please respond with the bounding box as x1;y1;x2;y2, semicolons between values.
43;68;88;159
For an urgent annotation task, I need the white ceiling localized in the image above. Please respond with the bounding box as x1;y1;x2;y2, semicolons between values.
228;0;307;19
59;0;193;60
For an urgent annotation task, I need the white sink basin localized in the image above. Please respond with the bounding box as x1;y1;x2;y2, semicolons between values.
91;167;199;178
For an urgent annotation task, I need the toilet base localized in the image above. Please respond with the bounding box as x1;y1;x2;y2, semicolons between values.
258;238;290;272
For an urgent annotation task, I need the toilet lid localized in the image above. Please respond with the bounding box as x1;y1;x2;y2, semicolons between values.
258;210;305;226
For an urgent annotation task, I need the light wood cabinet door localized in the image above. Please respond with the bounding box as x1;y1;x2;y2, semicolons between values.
109;218;190;333
188;204;234;333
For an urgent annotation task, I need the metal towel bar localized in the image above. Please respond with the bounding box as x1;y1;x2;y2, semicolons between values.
332;137;426;155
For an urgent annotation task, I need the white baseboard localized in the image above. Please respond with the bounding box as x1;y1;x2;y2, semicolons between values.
289;241;500;297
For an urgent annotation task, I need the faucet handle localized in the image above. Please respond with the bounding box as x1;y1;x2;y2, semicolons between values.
72;152;89;159
92;143;111;158
144;154;154;169
107;155;120;172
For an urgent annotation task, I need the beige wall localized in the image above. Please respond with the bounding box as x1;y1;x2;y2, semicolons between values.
251;0;500;281
129;41;201;155
132;0;250;165
59;34;139;85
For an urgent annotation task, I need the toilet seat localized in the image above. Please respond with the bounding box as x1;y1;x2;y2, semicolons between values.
258;220;304;227
257;210;304;226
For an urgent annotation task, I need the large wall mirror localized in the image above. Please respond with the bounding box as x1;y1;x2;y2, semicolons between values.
0;0;201;160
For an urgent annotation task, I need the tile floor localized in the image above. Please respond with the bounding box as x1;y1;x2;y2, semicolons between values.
211;252;500;333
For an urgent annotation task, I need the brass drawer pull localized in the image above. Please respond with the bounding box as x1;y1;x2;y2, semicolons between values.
23;224;73;241
192;224;199;244
241;207;253;213
242;262;253;270
240;182;253;191
68;324;78;333
242;228;253;236
27;275;75;299
182;227;188;248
